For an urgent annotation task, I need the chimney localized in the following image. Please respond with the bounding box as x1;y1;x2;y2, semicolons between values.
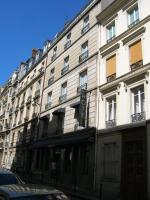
32;48;38;58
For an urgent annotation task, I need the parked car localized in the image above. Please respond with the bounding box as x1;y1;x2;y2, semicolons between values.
0;184;69;200
0;169;23;186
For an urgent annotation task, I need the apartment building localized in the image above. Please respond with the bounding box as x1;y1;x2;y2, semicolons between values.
96;0;150;199
29;0;101;196
0;0;150;199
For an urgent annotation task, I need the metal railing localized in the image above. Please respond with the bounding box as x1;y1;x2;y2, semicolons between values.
48;76;54;86
77;83;87;94
107;73;116;82
81;23;90;34
64;40;71;50
128;18;139;28
106;119;116;128
79;50;89;63
61;65;69;76
45;102;52;110
131;112;145;123
59;94;67;103
130;60;143;71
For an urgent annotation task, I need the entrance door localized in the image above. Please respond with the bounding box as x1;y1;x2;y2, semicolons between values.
122;129;147;200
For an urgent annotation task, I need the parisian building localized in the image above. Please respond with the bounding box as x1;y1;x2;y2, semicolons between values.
0;0;150;199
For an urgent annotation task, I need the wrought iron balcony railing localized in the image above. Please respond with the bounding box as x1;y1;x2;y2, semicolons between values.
48;76;54;86
45;102;52;110
77;83;87;94
131;112;145;123
51;54;57;62
128;18;139;28
61;65;69;76
106;119;116;128
107;35;116;43
79;50;89;63
34;89;40;99
64;40;71;50
59;94;67;103
107;73;116;82
130;60;143;71
81;23;90;34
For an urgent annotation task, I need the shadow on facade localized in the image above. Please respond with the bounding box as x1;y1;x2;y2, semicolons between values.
10;113;97;199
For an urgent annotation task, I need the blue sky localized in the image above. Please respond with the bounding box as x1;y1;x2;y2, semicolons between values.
0;0;89;85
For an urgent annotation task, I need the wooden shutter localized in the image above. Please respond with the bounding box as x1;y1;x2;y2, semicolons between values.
106;55;116;77
129;40;142;65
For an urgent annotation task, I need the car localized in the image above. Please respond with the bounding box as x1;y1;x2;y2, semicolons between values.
0;169;23;186
0;184;69;200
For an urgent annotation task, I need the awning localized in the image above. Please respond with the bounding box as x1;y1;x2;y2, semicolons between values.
32;127;95;148
53;108;65;115
70;101;80;108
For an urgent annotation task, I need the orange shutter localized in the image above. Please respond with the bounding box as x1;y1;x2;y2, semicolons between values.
106;55;116;77
129;40;142;65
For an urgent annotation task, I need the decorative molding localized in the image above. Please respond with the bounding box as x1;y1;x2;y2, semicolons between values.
101;43;120;57
122;27;146;45
122;0;138;11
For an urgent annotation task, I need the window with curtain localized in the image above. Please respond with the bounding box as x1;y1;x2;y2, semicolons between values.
129;40;142;68
106;55;116;82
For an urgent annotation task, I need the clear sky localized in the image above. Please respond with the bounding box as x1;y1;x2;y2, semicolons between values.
0;0;89;85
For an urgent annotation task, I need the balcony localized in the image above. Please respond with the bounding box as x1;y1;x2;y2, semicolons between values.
5;123;10;130
107;35;116;43
34;89;40;99
18;120;22;125
24;117;29;122
26;96;32;105
81;23;90;34
130;60;143;71
48;76;54;86
131;112;145;123
13;123;16;128
64;40;71;50
79;50;88;63
128;19;139;28
9;108;13;116
45;102;52;110
38;67;44;74
106;119;116;128
61;65;69;76
32;113;38;118
11;92;16;100
107;73;116;82
59;94;67;103
51;54;57;62
77;83;87;94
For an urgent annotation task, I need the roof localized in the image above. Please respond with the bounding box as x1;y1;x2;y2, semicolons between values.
0;184;62;198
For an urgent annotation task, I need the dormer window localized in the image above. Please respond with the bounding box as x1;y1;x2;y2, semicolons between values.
106;21;115;42
28;58;34;68
43;40;50;53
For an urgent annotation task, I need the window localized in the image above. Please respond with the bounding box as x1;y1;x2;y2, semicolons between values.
64;33;71;50
62;56;69;75
59;82;67;102
50;68;55;77
129;40;143;70
79;41;88;63
106;96;116;128
48;68;55;86
106;55;116;82
47;92;52;104
128;5;139;27
103;143;118;179
82;15;89;34
51;47;57;61
36;79;41;90
77;70;87;93
106;21;115;42
131;85;145;122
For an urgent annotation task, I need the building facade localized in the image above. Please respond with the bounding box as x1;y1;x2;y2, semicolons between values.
0;0;150;199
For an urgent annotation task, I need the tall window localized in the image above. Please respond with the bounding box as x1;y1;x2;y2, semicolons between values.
106;96;116;128
50;68;55;77
128;5;139;27
106;21;115;42
79;41;88;63
82;15;89;34
79;70;87;89
61;82;67;96
53;46;57;56
47;92;52;104
36;79;41;90
131;85;145;122
64;33;71;50
106;55;116;82
103;143;118;179
62;56;69;75
129;40;143;70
